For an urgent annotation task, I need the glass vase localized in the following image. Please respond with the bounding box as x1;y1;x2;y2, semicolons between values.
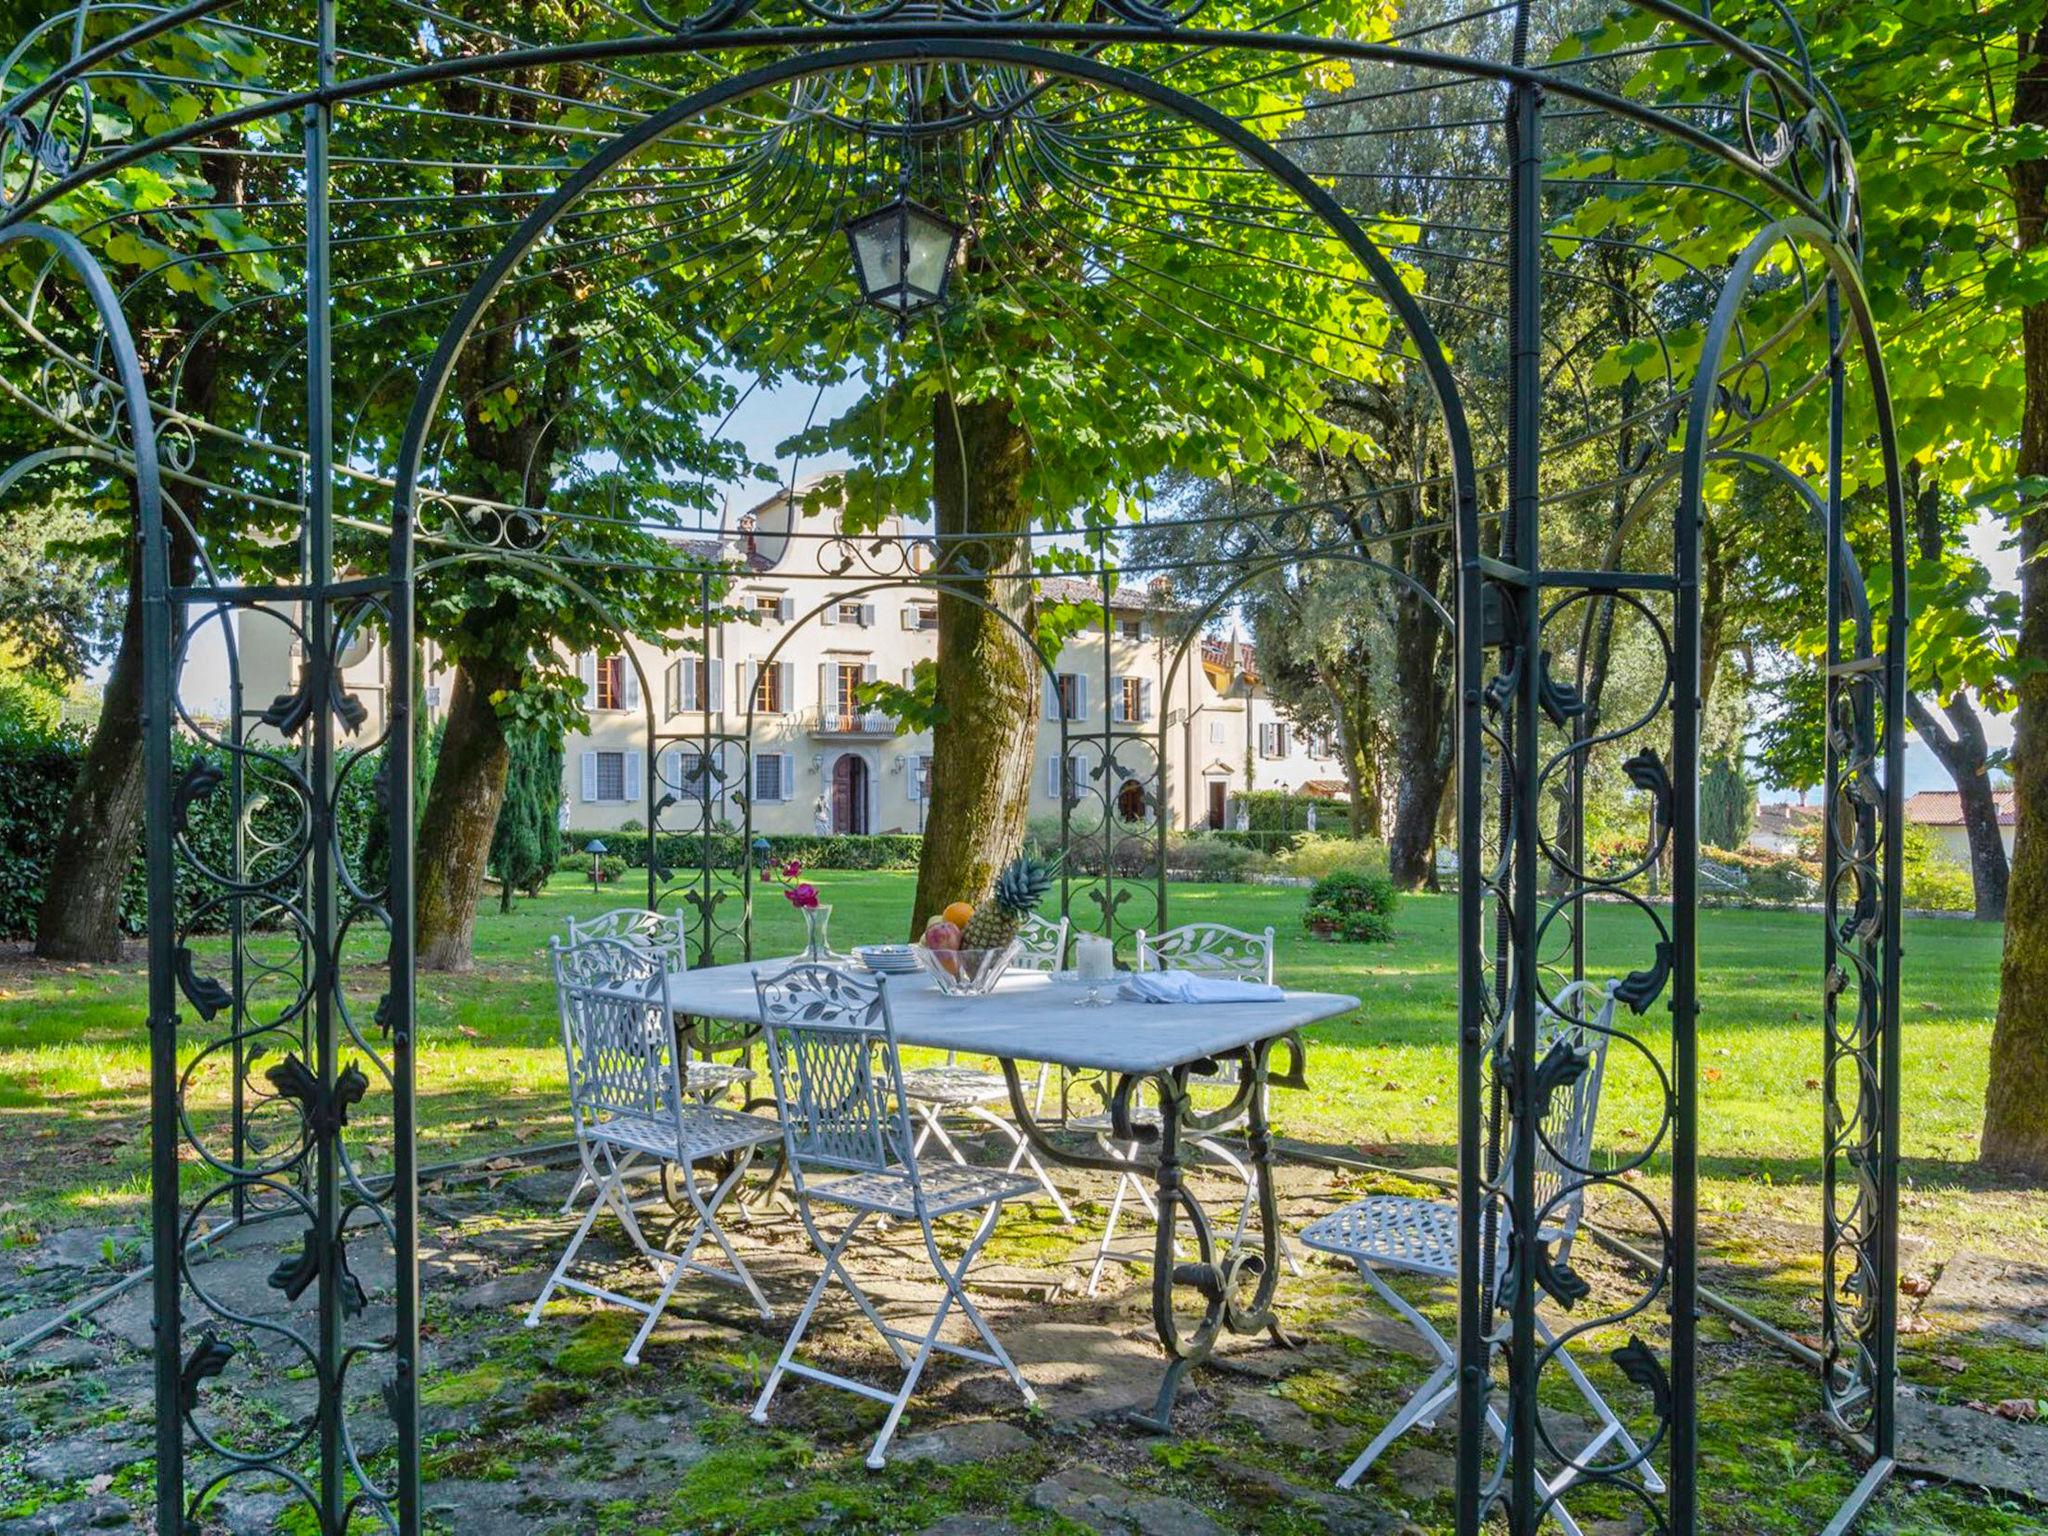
800;903;839;963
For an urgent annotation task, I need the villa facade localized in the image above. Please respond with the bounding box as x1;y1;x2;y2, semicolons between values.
238;484;1342;837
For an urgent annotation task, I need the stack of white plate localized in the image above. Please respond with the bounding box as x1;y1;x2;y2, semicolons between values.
854;944;919;975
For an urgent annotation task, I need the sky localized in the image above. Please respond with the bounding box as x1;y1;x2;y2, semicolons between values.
168;372;2018;805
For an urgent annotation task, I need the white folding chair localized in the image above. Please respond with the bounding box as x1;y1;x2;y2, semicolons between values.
558;911;754;1213
528;939;781;1365
1078;922;1295;1293
750;962;1038;1468
893;912;1073;1222
1298;979;1664;1527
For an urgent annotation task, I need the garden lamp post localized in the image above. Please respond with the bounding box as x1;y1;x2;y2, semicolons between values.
584;838;607;892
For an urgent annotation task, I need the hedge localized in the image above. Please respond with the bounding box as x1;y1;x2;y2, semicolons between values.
0;721;384;940
564;829;925;875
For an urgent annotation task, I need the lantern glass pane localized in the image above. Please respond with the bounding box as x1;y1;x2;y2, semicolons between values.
903;214;953;302
850;216;903;301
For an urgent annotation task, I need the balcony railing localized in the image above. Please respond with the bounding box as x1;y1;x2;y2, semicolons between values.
808;707;898;737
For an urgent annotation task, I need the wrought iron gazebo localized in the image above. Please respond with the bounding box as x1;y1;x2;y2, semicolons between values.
0;0;1906;1532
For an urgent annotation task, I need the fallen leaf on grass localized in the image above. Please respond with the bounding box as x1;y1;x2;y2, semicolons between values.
1932;1355;1967;1374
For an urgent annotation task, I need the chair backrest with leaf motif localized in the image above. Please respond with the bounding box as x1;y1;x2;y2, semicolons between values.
1135;922;1277;985
552;939;684;1156
754;963;917;1197
1012;912;1071;974
566;907;688;972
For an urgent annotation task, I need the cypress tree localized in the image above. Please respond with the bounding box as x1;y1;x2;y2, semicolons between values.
490;724;564;911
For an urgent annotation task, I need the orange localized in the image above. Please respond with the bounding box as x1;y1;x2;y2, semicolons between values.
942;900;975;928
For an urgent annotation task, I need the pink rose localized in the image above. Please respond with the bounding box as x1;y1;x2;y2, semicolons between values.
782;860;803;880
785;883;819;910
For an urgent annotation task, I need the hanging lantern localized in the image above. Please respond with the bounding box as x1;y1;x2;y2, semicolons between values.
843;196;963;317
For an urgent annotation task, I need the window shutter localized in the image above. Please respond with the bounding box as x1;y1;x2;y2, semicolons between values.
1110;676;1125;723
1074;675;1088;719
740;662;757;716
860;603;875;628
902;665;915;688
661;748;680;799
779;753;795;800
818;662;834;727
777;663;793;716
1069;754;1087;801
777;596;794;623
707;663;723;714
580;752;598;803
1045;755;1059;797
622;664;640;712
678;659;697;713
821;601;838;627
664;659;680;720
901;606;916;630
908;755;923;802
579;651;597;709
862;662;878;685
1141;679;1154;722
1043;676;1057;720
623;751;642;802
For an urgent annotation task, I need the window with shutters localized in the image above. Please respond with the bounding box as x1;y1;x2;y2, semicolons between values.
595;751;626;801
1259;721;1279;758
1053;673;1083;720
905;603;938;631
835;600;867;626
755;592;785;619
1210;719;1227;745
1119;676;1145;723
595;654;627;711
754;753;785;801
751;662;784;714
908;753;933;802
835;663;865;722
672;749;711;799
1118;616;1143;640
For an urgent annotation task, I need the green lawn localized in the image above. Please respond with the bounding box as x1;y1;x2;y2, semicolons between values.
0;870;2032;1261
2;872;2043;1535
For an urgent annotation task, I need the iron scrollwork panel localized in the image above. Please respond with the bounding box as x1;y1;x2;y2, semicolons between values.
160;587;417;1533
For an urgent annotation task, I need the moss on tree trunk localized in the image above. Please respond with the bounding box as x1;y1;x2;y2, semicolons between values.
1984;17;2048;1177
910;393;1038;939
415;653;523;972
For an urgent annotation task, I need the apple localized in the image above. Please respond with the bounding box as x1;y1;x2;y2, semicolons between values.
923;919;962;951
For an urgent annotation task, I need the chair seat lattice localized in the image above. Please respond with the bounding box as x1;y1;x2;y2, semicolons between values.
809;1161;1040;1219
1300;1195;1459;1278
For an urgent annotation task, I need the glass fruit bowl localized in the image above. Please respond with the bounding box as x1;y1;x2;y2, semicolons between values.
911;938;1020;997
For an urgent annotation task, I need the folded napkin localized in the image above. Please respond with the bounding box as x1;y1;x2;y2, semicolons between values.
1118;971;1284;1005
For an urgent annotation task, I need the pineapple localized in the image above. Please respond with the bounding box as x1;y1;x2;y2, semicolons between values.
960;854;1054;952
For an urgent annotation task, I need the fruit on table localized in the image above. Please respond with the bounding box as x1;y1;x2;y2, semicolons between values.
942;900;975;929
960;854;1054;952
923;919;962;951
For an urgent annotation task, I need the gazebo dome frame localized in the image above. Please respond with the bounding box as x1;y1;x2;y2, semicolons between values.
0;1;1906;1533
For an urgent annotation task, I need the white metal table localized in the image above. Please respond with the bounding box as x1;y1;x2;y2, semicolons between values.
658;958;1360;1426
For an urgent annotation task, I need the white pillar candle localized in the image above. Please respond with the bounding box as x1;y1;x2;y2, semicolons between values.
1075;935;1115;984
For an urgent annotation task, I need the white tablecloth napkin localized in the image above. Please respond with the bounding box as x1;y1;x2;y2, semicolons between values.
1119;971;1285;1005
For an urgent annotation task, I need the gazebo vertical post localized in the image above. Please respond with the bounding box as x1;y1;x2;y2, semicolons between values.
1501;66;1546;1536
302;9;347;1520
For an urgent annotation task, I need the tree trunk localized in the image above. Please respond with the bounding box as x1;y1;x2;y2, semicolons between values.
1908;693;2010;921
415;654;524;971
1984;13;2048;1176
34;495;197;960
911;393;1038;939
1904;468;2010;921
